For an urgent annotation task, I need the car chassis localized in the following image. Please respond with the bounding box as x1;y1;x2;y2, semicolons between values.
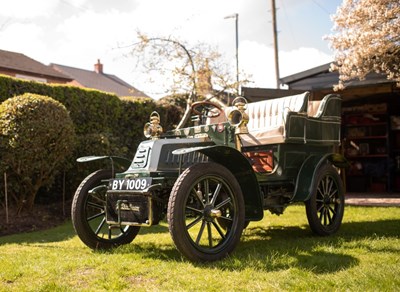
72;91;347;262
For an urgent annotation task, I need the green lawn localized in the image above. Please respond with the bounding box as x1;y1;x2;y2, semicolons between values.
0;205;399;291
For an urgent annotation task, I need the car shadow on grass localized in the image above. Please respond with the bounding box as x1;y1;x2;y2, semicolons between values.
110;218;399;273
110;242;182;261
108;225;359;273
226;225;358;274
1;217;398;274
218;218;400;273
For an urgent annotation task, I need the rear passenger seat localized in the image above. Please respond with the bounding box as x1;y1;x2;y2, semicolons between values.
237;92;309;146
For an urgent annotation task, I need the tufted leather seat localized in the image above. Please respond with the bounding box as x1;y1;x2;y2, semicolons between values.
238;92;309;146
206;92;343;147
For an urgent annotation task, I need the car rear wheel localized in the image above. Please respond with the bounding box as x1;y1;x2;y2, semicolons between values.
167;162;245;262
305;163;345;236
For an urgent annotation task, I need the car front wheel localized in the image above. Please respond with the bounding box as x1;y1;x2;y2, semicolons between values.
71;169;140;249
167;162;245;262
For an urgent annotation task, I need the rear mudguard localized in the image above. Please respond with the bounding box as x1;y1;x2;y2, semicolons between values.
77;155;132;176
173;145;264;221
292;153;348;202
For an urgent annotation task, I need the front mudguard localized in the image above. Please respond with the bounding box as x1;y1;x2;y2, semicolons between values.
173;145;264;221
77;156;132;177
292;153;348;202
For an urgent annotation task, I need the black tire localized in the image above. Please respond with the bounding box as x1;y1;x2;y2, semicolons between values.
305;163;345;236
167;162;245;262
71;169;140;250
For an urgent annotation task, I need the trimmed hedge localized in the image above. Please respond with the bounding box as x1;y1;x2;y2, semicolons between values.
0;93;75;212
0;75;183;209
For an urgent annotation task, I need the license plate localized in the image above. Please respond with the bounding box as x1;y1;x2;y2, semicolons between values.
108;178;152;191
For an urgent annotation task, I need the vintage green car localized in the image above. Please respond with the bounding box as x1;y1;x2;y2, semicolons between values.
71;91;347;262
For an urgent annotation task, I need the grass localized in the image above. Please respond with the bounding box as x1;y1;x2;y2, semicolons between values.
0;205;399;291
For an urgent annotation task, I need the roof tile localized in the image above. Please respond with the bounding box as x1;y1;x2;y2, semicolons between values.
50;63;149;98
0;49;71;80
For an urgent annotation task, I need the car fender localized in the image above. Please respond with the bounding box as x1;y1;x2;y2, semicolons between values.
173;145;264;221
77;155;132;176
292;153;347;202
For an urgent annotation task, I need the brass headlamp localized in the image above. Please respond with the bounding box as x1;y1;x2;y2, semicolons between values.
228;96;249;134
228;96;249;151
143;111;163;139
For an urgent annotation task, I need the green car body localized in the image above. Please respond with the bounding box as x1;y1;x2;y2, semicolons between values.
72;91;347;262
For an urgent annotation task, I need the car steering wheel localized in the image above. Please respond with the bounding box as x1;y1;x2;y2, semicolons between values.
191;100;223;118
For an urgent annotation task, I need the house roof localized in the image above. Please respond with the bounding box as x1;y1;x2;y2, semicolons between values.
280;62;394;91
0;49;72;81
50;63;149;98
241;87;304;102
279;63;331;86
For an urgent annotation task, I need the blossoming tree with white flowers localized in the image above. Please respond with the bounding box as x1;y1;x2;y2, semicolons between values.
328;0;400;90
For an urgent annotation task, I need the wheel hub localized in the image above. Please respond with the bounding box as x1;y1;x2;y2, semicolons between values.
323;195;331;205
204;204;222;222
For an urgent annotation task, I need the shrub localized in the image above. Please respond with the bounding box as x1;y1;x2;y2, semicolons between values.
0;75;185;208
0;93;76;213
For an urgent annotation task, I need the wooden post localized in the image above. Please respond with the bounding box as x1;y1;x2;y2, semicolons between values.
271;0;280;88
4;172;9;224
62;171;66;217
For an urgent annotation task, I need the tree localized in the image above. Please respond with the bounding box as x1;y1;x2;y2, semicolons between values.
126;32;247;128
328;0;400;90
0;93;76;213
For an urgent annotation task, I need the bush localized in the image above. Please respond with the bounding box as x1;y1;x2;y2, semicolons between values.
0;93;76;213
0;75;185;209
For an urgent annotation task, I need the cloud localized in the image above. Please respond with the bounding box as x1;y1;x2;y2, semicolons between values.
239;40;332;89
0;0;336;99
239;40;276;88
0;0;58;19
66;0;88;7
131;0;243;45
56;10;132;49
279;47;332;77
0;22;48;59
46;9;134;68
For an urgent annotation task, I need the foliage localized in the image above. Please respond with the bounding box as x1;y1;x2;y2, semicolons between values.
0;76;129;203
0;206;400;290
128;32;249;128
0;74;123;140
116;97;158;154
0;93;76;213
130;32;241;97
0;75;185;210
155;94;188;131
328;0;400;90
156;94;188;112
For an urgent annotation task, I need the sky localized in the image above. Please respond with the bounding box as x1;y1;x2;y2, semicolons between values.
0;0;343;98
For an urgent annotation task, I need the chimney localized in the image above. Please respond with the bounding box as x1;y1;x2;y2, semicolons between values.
94;59;103;74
